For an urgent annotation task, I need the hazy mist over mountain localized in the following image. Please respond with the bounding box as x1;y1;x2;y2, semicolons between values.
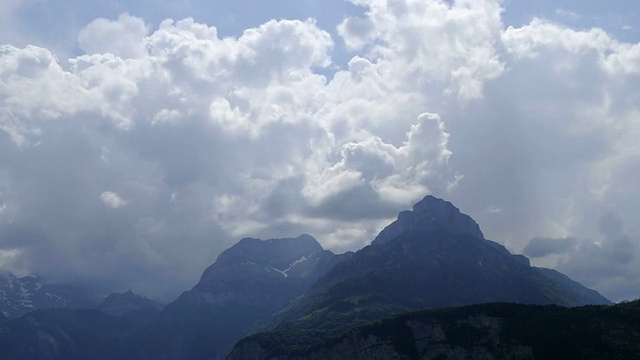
1;0;640;304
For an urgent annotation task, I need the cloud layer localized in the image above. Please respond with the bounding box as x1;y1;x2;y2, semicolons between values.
1;0;639;302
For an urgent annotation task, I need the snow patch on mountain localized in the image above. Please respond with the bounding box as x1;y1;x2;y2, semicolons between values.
0;272;97;318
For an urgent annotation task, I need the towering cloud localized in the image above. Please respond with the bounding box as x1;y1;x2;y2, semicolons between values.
0;1;639;301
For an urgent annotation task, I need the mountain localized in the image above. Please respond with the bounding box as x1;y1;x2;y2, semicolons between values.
0;234;349;360
126;234;349;360
0;196;616;359
0;309;136;360
0;272;98;319
372;195;484;245
231;196;610;355
98;290;163;324
230;300;640;359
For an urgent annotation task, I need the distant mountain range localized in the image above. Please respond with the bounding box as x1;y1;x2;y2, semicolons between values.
0;289;162;359
0;195;619;359
0;272;98;319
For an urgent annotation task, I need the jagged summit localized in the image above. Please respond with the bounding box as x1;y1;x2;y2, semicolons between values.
373;195;484;245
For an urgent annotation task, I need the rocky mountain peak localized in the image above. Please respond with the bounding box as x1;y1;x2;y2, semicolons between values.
139;234;347;359
372;195;484;245
197;234;328;287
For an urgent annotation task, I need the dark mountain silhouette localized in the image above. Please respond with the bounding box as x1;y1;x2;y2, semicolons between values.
230;196;610;356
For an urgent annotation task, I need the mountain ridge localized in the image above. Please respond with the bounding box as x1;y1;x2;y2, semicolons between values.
0;195;613;359
230;195;610;357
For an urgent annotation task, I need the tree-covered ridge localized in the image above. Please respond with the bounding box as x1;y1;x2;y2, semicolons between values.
230;299;640;359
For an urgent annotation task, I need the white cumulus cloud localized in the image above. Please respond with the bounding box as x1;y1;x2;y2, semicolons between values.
100;191;128;208
1;1;640;302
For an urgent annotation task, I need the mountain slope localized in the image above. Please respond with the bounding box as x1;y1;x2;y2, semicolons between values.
0;309;133;360
230;300;640;359
126;234;349;360
238;196;610;353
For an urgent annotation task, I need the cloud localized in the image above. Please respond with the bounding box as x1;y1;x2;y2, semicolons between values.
554;9;581;21
440;15;640;301
338;0;505;100
0;15;340;299
100;191;128;208
78;13;149;59
1;2;640;303
523;237;577;258
553;212;640;301
503;18;640;75
301;111;453;209
0;0;26;45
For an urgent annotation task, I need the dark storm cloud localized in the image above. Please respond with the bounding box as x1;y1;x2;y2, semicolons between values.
523;237;577;258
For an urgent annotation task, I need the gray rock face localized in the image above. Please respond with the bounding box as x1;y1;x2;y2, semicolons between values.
0;272;97;319
373;195;484;245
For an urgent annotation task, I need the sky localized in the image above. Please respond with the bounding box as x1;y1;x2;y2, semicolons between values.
0;0;639;303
